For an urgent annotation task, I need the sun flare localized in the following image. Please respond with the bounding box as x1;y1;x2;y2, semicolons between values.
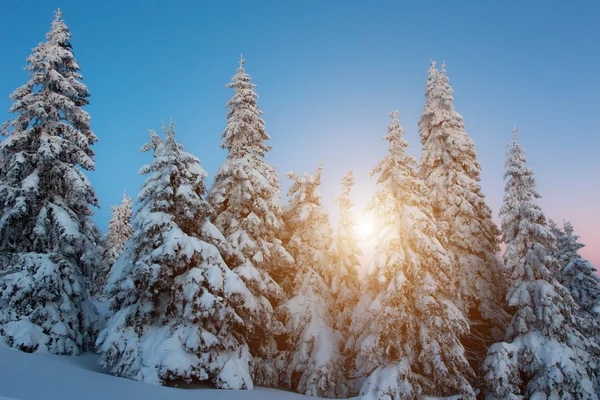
355;213;375;239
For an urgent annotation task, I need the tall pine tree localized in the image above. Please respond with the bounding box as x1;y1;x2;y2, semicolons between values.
551;220;600;394
280;165;344;398
92;192;133;297
97;121;259;389
207;56;293;386
0;10;102;355
331;170;361;343
483;127;598;399
551;220;600;318
418;61;509;366
348;112;475;400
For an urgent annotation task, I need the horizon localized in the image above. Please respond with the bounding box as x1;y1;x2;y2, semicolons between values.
1;0;598;267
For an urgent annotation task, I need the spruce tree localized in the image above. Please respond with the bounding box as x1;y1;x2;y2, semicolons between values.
331;170;361;343
552;221;600;318
551;220;600;394
418;61;509;365
207;56;293;386
482;127;598;399
92;193;133;297
0;10;102;355
348;112;475;400
548;220;563;259
97;121;259;389
280;165;344;398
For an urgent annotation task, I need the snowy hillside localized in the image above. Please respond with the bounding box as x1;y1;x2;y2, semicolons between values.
0;341;316;400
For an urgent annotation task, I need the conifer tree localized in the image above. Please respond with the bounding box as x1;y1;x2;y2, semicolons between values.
483;127;598;400
92;193;133;297
97;121;259;389
548;220;563;260
331;170;361;339
552;220;600;393
348;112;475;400
0;10;102;354
551;221;600;320
280;165;344;398
207;56;293;386
418;61;509;365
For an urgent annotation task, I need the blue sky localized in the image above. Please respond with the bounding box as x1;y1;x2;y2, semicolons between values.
1;1;599;265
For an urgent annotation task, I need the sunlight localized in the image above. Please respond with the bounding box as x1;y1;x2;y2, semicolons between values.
355;213;375;240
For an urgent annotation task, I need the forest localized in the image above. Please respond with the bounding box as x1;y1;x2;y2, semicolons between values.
0;9;599;400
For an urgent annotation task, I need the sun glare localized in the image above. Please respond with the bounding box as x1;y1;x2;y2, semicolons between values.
355;213;375;239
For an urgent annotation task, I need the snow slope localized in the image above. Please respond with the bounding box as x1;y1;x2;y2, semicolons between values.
0;340;315;400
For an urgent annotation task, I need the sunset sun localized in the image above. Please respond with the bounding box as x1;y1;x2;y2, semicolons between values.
355;213;375;239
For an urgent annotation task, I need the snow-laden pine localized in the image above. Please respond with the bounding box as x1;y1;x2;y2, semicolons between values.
418;61;509;365
331;171;361;351
0;10;102;355
280;165;344;398
348;112;475;400
551;220;600;393
97;121;259;389
482;128;599;400
91;193;133;297
550;220;600;318
207;56;293;386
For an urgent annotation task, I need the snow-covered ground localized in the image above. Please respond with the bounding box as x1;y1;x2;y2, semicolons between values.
0;340;315;400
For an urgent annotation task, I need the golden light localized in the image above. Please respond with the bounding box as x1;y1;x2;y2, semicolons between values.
355;213;375;239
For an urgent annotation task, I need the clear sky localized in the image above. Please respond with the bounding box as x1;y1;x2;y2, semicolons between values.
1;1;599;266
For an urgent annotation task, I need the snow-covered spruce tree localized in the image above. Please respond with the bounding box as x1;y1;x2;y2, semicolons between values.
418;61;509;365
548;220;563;261
331;170;361;340
552;221;600;318
551;220;600;394
482;127;599;400
207;56;293;386
0;10;102;355
280;164;344;398
97;121;259;389
348;112;475;400
91;192;132;297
